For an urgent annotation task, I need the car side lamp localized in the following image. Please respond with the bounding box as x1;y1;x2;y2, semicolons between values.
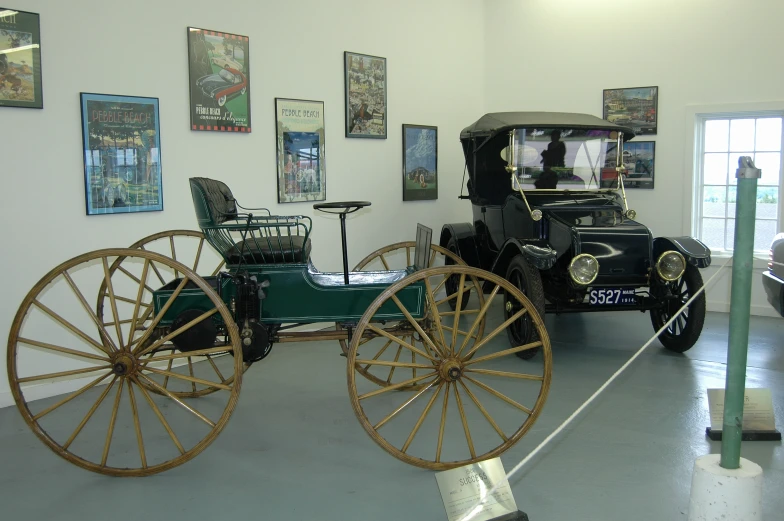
506;130;543;221
614;132;636;220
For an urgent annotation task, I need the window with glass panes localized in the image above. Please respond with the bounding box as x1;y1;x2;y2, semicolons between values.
697;116;782;253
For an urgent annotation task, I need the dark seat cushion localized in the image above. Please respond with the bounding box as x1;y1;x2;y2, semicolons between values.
226;235;311;264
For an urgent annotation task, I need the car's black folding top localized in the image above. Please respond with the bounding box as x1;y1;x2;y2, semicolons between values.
460;111;635;140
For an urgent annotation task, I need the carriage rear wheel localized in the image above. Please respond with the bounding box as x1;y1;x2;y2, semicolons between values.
97;230;244;399
7;249;243;476
347;265;551;470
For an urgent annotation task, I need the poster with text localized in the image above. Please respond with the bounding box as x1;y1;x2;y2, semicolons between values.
402;124;437;201
0;8;43;108
187;27;251;132
275;98;326;203
80;93;163;215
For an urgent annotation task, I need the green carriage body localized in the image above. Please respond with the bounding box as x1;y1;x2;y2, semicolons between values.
151;178;427;330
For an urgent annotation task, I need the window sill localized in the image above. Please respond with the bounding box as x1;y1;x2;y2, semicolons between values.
707;253;770;270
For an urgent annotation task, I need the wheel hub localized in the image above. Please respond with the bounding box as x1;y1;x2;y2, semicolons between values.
439;358;463;381
111;353;137;376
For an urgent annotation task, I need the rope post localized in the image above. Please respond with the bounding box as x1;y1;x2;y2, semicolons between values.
720;156;761;470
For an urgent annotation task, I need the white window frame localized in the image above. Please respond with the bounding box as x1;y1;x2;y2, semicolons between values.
683;101;784;264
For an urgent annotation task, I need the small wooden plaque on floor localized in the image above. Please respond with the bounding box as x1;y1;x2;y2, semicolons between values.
706;388;781;441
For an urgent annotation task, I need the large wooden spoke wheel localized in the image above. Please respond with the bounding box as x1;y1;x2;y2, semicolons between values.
7;249;243;476
97;230;245;398
347;265;551;470
339;263;485;389
353;241;466;272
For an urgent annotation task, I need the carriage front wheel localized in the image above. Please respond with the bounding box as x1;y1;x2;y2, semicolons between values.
7;249;243;476
347;265;552;470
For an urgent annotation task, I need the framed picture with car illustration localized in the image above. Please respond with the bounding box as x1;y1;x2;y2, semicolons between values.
187;27;251;132
80;93;163;215
602;86;657;135
402;124;437;201
0;8;43;109
602;140;655;189
344;51;386;138
275;98;326;203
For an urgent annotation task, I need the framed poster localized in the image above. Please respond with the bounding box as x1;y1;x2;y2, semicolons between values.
402;124;437;201
344;51;386;138
0;8;43;109
602;86;658;136
602;140;655;189
275;98;326;203
80;93;163;215
187;27;251;132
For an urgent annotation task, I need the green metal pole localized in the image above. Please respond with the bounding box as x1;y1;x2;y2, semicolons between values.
720;156;761;470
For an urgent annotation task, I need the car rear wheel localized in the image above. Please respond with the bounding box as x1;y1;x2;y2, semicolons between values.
649;264;706;353
505;255;545;360
217;95;227;107
445;237;469;311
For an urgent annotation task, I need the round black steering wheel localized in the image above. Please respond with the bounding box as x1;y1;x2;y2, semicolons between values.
313;201;371;214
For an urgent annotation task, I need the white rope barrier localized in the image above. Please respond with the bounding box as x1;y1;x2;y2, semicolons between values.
457;256;735;521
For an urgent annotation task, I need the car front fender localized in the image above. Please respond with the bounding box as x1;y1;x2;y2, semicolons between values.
489;239;557;276
653;236;711;268
439;223;481;268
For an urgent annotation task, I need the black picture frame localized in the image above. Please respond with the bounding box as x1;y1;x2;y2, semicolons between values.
187;26;251;133
0;8;43;109
344;51;387;138
602;86;658;136
80;92;164;215
402;124;438;201
602;140;655;190
275;97;326;203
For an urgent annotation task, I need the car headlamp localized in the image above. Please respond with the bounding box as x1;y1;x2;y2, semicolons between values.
569;254;599;285
656;251;686;282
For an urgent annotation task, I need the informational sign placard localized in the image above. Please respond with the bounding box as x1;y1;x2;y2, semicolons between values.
707;388;777;431
435;458;518;521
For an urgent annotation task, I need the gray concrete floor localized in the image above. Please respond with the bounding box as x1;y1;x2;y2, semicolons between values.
1;311;783;521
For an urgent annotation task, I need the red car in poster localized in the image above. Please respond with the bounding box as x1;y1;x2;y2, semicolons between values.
195;67;247;107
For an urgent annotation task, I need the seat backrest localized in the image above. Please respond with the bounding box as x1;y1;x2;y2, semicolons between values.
189;177;239;227
413;223;433;270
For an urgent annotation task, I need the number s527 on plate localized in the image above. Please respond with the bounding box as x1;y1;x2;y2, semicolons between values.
588;288;636;305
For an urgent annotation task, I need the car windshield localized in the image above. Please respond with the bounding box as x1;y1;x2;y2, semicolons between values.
219;68;235;83
500;128;622;191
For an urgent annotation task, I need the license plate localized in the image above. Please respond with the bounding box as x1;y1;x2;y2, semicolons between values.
588;288;636;305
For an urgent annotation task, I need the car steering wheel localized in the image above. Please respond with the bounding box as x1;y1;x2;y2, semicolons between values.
313;201;371;214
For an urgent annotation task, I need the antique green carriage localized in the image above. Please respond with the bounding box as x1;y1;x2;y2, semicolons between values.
7;177;552;476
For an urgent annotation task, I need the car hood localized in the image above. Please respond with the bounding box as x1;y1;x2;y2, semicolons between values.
196;74;228;92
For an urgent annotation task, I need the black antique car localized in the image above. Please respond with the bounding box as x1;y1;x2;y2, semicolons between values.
440;112;712;357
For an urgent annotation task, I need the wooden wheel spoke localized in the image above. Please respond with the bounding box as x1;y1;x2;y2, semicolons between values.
206;354;227;383
126;380;147;468
127;260;151;346
440;309;480;317
462;307;530;361
192;237;205;272
355;359;434;370
169;236;179;279
132;276;190;355
102;258;126;350
62;271;119;353
62;377;118;450
18;364;112;384
456;286;500;357
137;247;167;286
430;274;448;297
187;357;197;393
133;376;185;454
361;338;393;371
402;382;444;453
441;324;480;340
118;265;158;297
436;382;450;462
464;376;532;415
33;299;112;356
33;372;113;421
18;337;109;363
450;274;467;352
435;283;479;307
358;372;438;400
101;378;124;466
453;384;476;458
428;248;437;268
374;380;438;430
457;380;507;442
379;254;390;271
406;247;411;267
162;349;174;389
367;323;437;362
389;295;444;358
387;346;403;383
146;345;233;362
424;278;450;354
463;341;542;367
137;307;217;358
466;368;544;381
143;366;232;391
139;374;216;428
211;260;226;277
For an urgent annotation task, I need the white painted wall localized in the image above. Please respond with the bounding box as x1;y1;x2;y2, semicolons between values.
484;0;784;317
0;0;485;405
